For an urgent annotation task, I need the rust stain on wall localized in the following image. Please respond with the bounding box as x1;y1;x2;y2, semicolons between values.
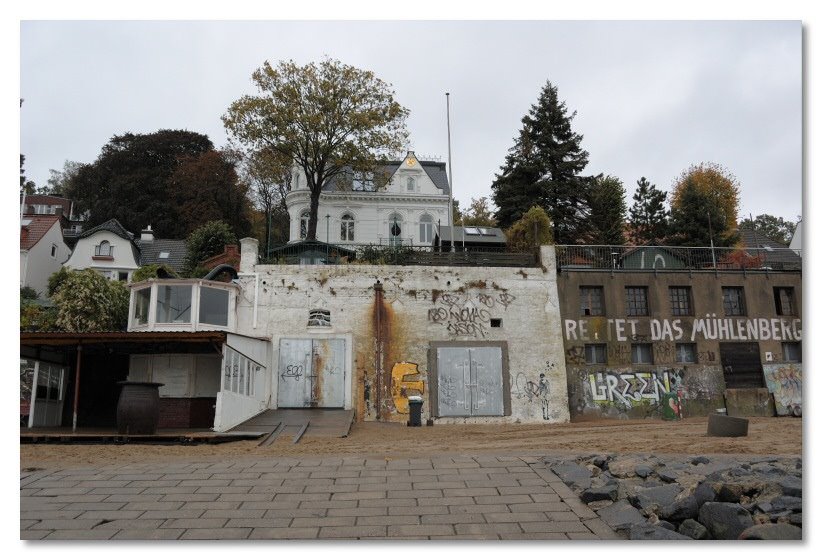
391;362;424;414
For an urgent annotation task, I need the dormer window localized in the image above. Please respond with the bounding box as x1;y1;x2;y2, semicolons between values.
95;240;113;257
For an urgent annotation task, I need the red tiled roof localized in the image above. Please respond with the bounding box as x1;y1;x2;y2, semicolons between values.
20;214;61;250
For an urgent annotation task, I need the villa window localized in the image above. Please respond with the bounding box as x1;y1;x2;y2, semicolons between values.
156;285;192;323
388;213;403;246
419;214;433;244
340;213;355;242
95;240;112;257
50;244;57;258
406;177;416;192
300;210;310;240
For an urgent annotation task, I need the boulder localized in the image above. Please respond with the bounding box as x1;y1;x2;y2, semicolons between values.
597;500;647;531
698;502;754;539
678;519;709;540
629;484;683;513
771;495;802;512
779;476;802;497
609;458;648;478
694;481;717;507
660;495;699;522
630;525;691;540
656;469;679;483
550;461;592;490
738;523;802;540
580;484;618;504
585;499;614;511
691;456;710;465
634;464;653;478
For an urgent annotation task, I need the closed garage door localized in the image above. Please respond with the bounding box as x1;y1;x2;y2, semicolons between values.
277;338;346;408
431;342;509;417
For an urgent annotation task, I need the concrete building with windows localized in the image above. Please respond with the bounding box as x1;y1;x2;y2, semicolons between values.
284;151;451;247
556;246;802;420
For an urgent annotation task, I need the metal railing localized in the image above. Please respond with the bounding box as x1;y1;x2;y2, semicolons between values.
260;241;538;268
555;245;802;272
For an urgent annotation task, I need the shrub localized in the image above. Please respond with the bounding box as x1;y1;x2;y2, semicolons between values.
505;206;554;252
52;269;129;332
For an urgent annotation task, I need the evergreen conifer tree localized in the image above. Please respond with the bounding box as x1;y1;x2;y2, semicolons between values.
628;177;669;244
587;174;627;245
491;80;591;243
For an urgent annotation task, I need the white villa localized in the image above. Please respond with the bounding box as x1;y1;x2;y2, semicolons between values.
285;151;451;246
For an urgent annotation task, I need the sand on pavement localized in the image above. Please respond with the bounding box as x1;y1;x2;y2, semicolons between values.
20;416;801;470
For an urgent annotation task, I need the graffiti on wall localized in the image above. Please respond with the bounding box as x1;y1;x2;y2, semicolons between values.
391;362;425;414
564;316;802;343
511;361;556;420
763;363;802;417
427;291;516;338
587;369;685;410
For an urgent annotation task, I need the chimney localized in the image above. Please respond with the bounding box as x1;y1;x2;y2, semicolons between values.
240;238;259;273
140;225;154;242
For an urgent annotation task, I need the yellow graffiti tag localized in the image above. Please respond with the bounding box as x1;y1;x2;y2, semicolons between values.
391;362;425;414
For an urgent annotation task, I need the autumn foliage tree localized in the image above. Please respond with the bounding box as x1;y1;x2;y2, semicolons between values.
169;149;252;238
669;162;740;244
223;58;409;241
505;206;554;252
462;197;497;227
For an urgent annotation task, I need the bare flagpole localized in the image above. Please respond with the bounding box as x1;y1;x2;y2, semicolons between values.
446;92;454;251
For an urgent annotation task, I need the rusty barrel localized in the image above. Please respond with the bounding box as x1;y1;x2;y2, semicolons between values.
116;381;164;435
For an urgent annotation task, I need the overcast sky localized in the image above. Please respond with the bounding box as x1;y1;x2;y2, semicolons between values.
20;20;802;224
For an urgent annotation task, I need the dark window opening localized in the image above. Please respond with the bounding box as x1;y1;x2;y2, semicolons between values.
580;286;604;316
669;286;692;316
626;286;649;316
774;287;795;316
723;287;746;316
490;318;502;328
585;344;607;365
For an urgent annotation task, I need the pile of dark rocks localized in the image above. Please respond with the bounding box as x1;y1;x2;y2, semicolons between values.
544;453;802;540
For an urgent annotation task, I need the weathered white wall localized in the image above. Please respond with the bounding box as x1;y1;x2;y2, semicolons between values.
20;221;71;296
65;230;139;279
234;246;569;424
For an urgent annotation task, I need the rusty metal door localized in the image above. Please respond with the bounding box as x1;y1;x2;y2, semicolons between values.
720;342;764;389
277;338;345;408
436;346;503;417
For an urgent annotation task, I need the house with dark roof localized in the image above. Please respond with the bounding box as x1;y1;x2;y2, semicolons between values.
734;227;802;271
285;151;451;247
20;214;72;296
63;219;187;281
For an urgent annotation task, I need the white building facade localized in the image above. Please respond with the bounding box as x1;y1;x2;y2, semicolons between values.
285;152;451;246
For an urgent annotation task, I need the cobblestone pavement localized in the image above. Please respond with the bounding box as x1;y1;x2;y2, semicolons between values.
20;454;618;540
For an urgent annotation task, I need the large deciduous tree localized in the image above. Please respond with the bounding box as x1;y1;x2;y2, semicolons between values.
587;174;626;245
169;150;252;238
668;175;738;247
236;147;293;256
628;177;669;245
65;130;249;239
669;162;740;243
222;58;409;241
738;214;798;245
491;80;592;243
462;197;497;227
182;220;237;276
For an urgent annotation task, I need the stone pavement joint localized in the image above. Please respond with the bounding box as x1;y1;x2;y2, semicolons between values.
20;454;618;541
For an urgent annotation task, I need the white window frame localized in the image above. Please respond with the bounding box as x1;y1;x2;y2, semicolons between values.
340;213;355;242
419;214;434;244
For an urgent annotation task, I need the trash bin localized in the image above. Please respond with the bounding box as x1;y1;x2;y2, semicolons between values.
407;395;423;427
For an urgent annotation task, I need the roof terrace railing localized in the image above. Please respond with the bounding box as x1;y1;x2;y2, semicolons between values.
555;245;802;272
259;241;537;267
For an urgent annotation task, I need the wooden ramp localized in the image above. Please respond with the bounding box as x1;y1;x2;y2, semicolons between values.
229;409;355;444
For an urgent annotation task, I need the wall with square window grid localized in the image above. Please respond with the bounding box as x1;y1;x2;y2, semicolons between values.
234;246;569;424
557;270;802;420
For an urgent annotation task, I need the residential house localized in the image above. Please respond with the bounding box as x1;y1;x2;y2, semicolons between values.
285;151;451;247
63;220;187;281
20;193;86;246
20;215;71;296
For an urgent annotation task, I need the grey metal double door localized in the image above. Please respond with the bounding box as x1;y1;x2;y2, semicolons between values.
277;338;346;408
436;346;504;416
